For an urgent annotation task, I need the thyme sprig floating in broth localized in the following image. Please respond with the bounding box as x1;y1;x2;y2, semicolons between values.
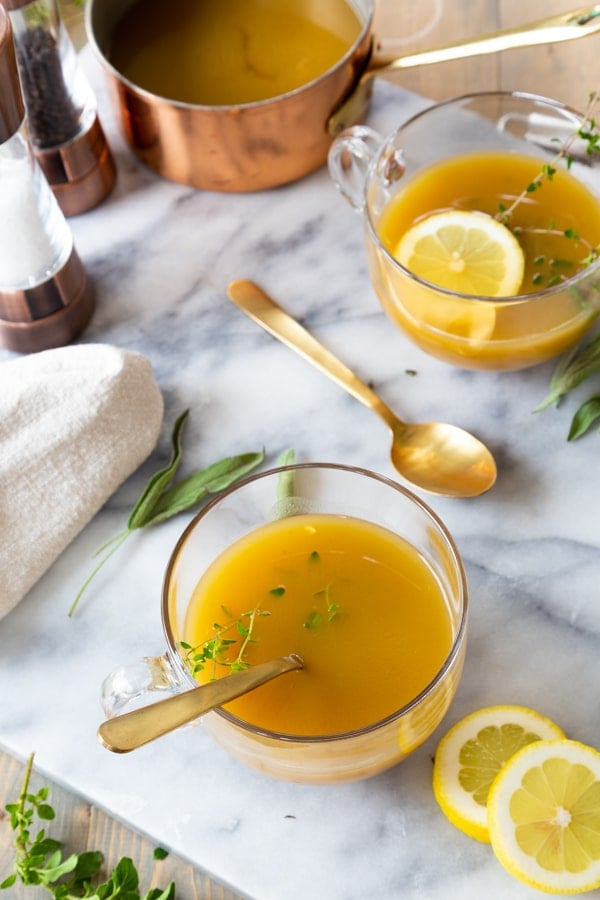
69;410;264;616
494;91;600;290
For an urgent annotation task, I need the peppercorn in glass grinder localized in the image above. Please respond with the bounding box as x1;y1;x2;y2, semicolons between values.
2;0;115;215
0;4;94;353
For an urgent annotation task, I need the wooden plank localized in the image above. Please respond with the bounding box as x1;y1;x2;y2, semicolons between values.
0;750;245;900
373;0;599;108
497;0;600;109
373;0;498;101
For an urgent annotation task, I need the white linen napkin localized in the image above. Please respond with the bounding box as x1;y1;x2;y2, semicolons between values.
0;344;164;618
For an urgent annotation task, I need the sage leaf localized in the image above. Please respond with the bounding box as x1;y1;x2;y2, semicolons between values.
276;448;296;501
141;450;265;526
69;410;265;616
568;394;600;440
127;409;188;530
535;329;600;411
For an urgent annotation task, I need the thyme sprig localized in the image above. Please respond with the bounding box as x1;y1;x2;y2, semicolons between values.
496;91;600;289
498;92;600;226
1;754;174;898
182;552;345;676
70;410;264;616
180;604;271;679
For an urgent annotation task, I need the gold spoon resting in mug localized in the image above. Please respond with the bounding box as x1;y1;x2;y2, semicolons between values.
227;280;496;499
98;653;303;753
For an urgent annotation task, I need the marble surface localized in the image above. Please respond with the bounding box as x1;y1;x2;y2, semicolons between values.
2;47;600;900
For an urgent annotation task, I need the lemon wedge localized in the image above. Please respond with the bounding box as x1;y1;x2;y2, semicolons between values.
433;706;565;843
394;210;525;297
487;739;600;894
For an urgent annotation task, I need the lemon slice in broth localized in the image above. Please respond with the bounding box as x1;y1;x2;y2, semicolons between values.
394;210;525;297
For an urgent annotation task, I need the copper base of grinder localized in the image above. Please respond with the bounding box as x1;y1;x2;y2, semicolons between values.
0;248;95;353
35;114;117;217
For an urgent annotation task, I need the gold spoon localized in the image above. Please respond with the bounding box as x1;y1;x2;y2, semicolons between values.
227;279;496;499
98;653;303;753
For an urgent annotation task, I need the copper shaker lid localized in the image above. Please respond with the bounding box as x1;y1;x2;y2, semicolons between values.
0;0;32;10
0;5;24;143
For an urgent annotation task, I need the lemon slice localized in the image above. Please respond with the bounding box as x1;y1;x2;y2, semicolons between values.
433;706;565;843
488;739;600;894
394;210;525;297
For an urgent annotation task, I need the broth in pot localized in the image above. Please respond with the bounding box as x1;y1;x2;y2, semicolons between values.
108;0;363;105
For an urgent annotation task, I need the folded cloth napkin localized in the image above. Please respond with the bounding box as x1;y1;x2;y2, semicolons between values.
0;344;164;619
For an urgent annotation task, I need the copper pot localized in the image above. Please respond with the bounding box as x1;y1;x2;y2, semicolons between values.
85;1;600;193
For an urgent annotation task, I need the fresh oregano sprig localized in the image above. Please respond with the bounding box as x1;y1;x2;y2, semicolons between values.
1;753;175;899
69;410;264;616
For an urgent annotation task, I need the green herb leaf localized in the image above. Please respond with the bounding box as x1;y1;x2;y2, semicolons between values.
153;847;169;861
567;394;600;440
276;448;296;501
128;409;189;530
535;330;600;411
2;754;175;898
70;411;264;615
303;609;323;630
141;450;264;526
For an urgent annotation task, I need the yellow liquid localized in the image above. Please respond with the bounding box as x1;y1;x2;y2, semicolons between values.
370;151;600;369
183;513;453;737
109;0;362;105
379;151;600;295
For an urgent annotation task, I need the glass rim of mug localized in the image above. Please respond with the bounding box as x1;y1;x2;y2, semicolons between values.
364;89;600;306
161;460;468;745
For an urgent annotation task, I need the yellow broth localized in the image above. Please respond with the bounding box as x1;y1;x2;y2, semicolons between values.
108;0;362;105
182;513;453;736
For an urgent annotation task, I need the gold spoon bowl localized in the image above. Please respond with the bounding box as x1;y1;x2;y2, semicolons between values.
227;280;496;498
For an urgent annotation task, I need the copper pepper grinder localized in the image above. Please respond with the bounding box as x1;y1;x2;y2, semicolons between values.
0;5;94;353
2;0;115;216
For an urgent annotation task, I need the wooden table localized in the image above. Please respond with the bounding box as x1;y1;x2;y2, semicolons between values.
1;2;598;897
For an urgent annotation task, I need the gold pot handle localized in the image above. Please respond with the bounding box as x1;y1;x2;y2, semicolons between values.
329;6;600;134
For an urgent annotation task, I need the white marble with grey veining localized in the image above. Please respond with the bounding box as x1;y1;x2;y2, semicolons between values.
1;47;600;900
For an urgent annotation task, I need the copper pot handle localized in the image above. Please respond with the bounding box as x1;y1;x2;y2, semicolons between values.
329;5;600;134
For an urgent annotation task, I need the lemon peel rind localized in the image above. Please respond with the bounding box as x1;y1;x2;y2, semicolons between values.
433;705;565;844
488;739;600;895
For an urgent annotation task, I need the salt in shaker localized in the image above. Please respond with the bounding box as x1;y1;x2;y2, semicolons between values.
0;5;94;353
3;0;115;216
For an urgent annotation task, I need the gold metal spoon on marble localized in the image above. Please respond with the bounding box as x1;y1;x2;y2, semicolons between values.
98;653;303;753
227;279;497;499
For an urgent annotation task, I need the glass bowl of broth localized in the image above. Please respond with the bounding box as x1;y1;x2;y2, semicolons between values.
329;92;600;371
101;463;468;784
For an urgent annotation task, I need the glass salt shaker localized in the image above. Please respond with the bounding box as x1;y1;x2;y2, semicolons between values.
3;0;115;216
0;4;94;353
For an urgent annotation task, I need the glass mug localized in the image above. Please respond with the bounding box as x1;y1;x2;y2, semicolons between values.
101;463;468;784
328;91;600;371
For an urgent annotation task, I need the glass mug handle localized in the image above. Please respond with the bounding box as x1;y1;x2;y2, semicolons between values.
100;653;185;718
327;125;384;210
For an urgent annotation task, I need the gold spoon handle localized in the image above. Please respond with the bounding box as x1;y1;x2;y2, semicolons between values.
227;280;400;432
98;653;303;753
